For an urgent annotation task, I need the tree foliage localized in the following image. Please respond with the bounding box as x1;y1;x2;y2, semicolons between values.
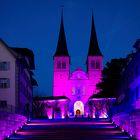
96;58;127;97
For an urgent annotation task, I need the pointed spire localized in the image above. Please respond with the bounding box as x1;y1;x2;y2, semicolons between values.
88;13;102;56
54;8;69;56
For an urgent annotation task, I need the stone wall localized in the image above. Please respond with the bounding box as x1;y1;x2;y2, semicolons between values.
112;111;140;140
0;111;27;140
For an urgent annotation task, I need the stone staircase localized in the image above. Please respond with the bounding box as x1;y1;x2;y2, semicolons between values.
7;118;136;140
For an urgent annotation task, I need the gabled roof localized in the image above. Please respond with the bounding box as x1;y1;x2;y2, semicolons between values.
54;10;69;57
87;14;102;57
0;38;35;69
0;38;17;58
10;47;35;69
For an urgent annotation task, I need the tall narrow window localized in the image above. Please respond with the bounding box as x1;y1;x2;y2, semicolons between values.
0;62;10;71
91;60;95;69
0;78;10;88
83;86;86;95
72;87;75;95
138;64;140;76
57;61;61;69
78;88;80;94
136;65;139;77
136;86;139;100
96;61;100;69
62;62;66;69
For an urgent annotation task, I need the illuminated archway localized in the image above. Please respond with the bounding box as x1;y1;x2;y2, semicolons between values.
74;101;84;116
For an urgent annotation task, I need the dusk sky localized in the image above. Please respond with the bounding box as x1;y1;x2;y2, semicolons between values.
0;0;140;96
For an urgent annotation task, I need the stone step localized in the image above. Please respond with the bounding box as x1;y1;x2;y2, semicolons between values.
7;119;135;140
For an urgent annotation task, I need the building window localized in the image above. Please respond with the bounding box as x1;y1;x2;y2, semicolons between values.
62;62;66;69
136;86;140;100
0;78;10;88
91;60;95;69
136;64;140;77
0;62;10;71
96;61;100;69
0;101;7;108
138;64;140;76
57;61;61;69
136;65;138;77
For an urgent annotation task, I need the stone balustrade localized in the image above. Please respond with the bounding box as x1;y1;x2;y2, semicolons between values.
0;111;27;140
112;111;140;140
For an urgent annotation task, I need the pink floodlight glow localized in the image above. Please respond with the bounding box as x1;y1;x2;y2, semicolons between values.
62;115;65;119
47;108;53;119
53;60;103;117
59;99;67;102
99;112;108;118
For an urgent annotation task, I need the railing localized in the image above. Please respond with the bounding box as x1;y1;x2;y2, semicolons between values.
111;107;140;139
0;111;27;139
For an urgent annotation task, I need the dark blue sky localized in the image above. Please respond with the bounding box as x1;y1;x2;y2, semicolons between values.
0;0;140;96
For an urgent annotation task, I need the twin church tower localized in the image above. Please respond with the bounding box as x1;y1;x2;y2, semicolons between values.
53;12;103;115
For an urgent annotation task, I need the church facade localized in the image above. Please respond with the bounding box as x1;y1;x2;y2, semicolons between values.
53;13;102;117
33;14;113;119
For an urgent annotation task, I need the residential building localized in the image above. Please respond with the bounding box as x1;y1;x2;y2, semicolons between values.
0;39;37;115
112;39;140;139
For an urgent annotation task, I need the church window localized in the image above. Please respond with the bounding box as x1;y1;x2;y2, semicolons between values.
72;87;75;95
83;87;86;95
96;61;100;69
91;60;95;69
77;74;81;79
78;88;80;94
57;61;61;69
62;62;66;69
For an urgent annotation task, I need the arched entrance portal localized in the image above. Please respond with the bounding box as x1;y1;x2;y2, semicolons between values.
74;101;84;116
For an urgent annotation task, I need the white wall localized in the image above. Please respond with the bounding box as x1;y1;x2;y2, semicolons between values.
0;42;16;107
